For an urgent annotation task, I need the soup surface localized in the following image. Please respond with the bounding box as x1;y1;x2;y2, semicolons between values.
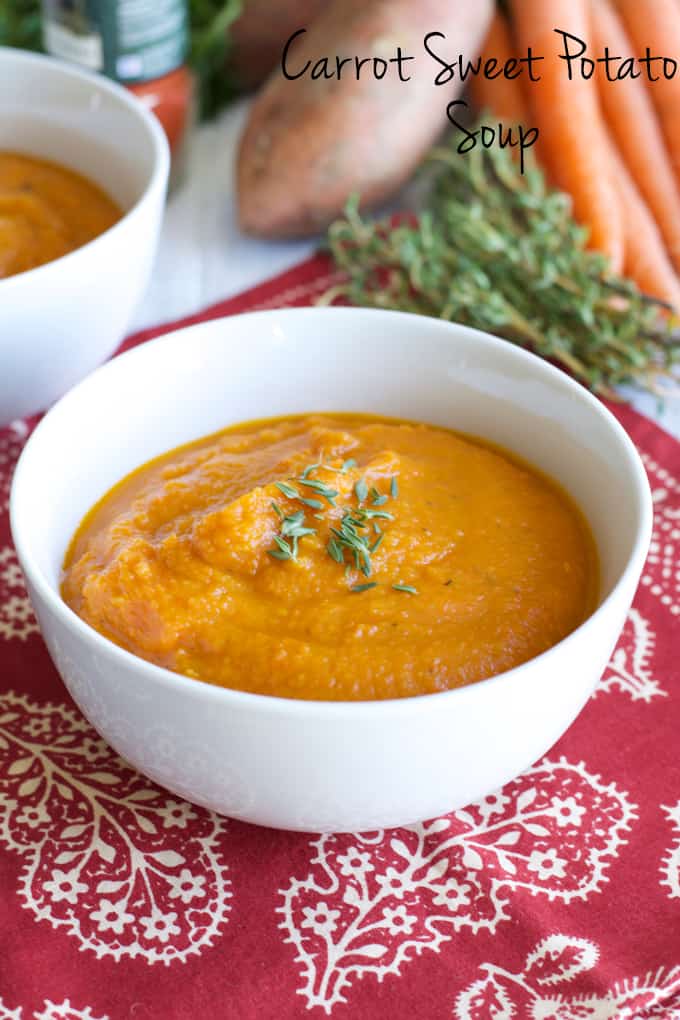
62;414;598;701
0;151;121;278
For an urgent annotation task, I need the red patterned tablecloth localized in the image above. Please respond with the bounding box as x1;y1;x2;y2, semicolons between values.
1;255;679;1019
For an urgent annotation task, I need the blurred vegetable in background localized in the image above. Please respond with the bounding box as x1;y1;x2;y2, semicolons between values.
228;0;326;90
237;0;494;237
192;0;331;109
0;0;42;53
188;0;241;116
477;0;680;312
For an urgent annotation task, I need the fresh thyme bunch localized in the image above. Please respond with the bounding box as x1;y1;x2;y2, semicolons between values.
324;131;679;397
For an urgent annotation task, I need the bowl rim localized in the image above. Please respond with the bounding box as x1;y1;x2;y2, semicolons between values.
0;45;169;293
10;306;654;718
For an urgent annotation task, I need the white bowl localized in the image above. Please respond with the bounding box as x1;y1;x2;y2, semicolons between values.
0;47;169;425
10;308;652;832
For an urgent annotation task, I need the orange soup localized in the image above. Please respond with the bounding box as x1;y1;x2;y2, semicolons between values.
61;415;598;701
0;151;122;278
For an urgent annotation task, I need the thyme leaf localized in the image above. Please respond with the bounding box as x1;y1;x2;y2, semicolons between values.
275;481;300;500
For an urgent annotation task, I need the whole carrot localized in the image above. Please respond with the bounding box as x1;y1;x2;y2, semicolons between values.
470;10;530;123
510;0;624;271
608;136;680;310
592;0;680;268
617;0;680;183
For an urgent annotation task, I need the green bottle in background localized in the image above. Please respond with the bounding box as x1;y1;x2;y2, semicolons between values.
42;0;194;183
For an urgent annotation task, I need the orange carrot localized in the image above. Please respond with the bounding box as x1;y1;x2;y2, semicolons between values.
617;0;680;184
592;0;680;268
510;0;624;271
470;10;530;123
608;135;680;309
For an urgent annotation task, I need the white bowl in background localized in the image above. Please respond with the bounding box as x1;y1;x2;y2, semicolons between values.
0;46;169;425
10;308;652;832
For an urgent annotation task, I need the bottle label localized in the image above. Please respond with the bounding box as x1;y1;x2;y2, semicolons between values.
42;0;187;83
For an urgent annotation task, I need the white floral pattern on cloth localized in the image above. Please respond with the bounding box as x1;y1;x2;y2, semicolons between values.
279;759;636;1013
33;1002;107;1020
455;934;680;1019
0;691;231;964
640;452;680;618
0;1000;22;1020
661;802;680;900
0;546;39;642
0;423;37;642
0;1000;106;1020
597;609;664;702
0;420;29;512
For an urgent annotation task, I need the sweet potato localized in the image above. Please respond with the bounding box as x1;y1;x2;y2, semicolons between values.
237;0;493;237
229;0;328;90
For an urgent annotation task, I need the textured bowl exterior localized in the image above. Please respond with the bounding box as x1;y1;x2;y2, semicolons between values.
29;577;634;832
10;308;653;831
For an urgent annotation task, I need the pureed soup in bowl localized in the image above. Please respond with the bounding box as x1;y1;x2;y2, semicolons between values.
0;151;122;278
11;308;652;831
61;414;597;701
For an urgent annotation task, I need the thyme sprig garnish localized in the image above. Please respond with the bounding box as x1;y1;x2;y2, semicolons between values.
267;503;317;561
370;532;384;553
329;509;374;577
268;534;295;561
298;478;339;505
267;461;413;592
275;482;300;500
323;124;679;398
355;478;369;502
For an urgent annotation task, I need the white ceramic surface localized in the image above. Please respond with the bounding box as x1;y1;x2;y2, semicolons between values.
0;47;169;425
10;308;653;832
